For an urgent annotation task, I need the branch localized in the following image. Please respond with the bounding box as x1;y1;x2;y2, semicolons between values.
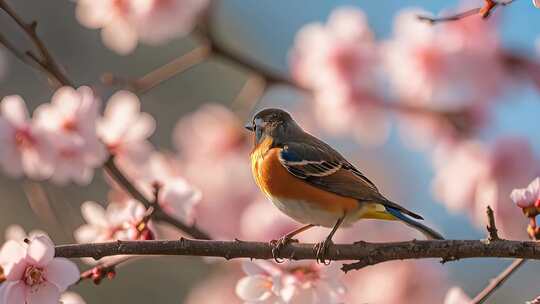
467;206;531;303
471;258;526;304
417;0;517;24
0;0;72;86
102;44;211;95
0;2;211;241
103;157;211;240
486;205;500;242
53;238;540;272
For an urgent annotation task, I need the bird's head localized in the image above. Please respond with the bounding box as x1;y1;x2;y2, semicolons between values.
245;108;301;146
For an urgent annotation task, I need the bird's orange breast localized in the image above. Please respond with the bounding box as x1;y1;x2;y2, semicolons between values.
250;140;358;214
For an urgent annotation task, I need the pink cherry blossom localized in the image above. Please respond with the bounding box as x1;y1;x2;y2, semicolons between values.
236;260;345;304
34;86;107;185
384;9;503;149
345;260;446;303
60;292;86;304
432;140;491;213
290;8;389;145
384;9;504;105
98;90;155;175
173;104;257;238
75;0;209;54
433;137;540;239
510;177;540;208
105;150;201;225
74;200;149;244
0;95;54;180
0;235;79;304
184;265;243;304
535;0;540;9
443;287;471;304
4;225;47;244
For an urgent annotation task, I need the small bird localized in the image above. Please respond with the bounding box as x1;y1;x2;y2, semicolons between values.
246;108;443;263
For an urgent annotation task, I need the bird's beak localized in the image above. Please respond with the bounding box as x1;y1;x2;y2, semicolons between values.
244;123;254;132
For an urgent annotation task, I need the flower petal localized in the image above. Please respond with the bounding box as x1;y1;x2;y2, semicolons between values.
80;201;109;227
1;95;29;126
60;291;86;304
5;224;28;242
2;281;26;304
26;235;55;267
235;275;273;302
27;281;60;304
101;19;138;55
45;258;80;291
0;240;26;281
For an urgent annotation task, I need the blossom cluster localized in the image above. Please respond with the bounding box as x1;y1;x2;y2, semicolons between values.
75;0;209;54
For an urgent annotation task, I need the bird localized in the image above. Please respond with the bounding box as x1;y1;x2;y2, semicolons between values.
246;108;443;263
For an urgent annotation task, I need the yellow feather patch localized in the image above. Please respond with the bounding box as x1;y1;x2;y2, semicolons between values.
358;203;397;221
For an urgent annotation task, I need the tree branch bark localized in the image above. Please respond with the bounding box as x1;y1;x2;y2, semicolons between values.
54;238;540;272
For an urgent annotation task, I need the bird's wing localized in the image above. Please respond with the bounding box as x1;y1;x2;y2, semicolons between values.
278;140;423;219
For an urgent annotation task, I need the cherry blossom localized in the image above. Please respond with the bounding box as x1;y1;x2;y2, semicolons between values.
0;235;79;304
185;265;243;304
4;225;47;244
75;0;209;54
34;86;107;185
0;95;55;180
236;260;345;304
384;9;504;149
74;200;150;244
510;177;540;208
173;104;256;238
384;9;504;105
290;7;389;145
534;0;540;9
104;150;202;226
433;137;540;239
98;90;155;175
345;261;446;303
443;287;471;304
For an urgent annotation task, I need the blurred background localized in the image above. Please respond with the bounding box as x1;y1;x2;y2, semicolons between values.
1;0;540;303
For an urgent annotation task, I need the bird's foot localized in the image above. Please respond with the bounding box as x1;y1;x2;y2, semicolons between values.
270;236;298;263
314;239;333;265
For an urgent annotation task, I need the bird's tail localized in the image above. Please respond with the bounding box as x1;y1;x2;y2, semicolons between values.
385;206;444;240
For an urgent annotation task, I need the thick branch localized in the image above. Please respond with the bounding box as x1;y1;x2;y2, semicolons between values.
55;238;540;272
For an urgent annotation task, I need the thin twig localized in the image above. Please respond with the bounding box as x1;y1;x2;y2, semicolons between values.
0;0;72;86
104;157;211;240
417;0;517;24
468;206;530;304
470;258;526;304
132;44;210;94
486;206;500;242
231;74;267;120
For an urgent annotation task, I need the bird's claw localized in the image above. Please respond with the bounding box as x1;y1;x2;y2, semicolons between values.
270;236;298;263
314;239;333;265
